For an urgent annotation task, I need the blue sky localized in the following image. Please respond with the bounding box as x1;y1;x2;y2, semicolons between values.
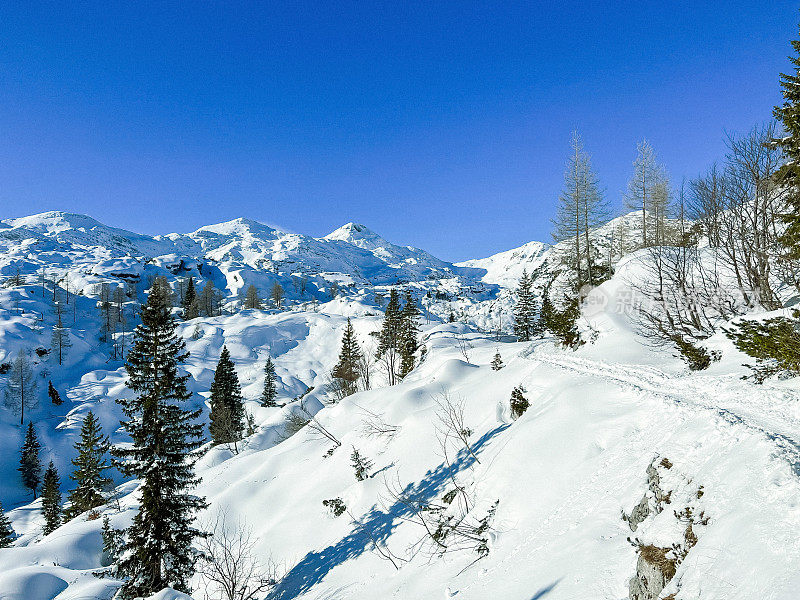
0;2;797;261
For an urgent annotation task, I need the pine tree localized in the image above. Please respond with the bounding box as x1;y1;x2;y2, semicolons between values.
182;277;199;319
208;346;245;446
4;350;38;425
512;271;536;342
115;279;207;598
65;411;112;520
41;461;61;535
350;447;373;481
261;356;278;407
101;515;123;568
244;285;261;310
398;290;420;378
48;381;62;406
510;386;529;420
51;300;71;365
271;282;285;309
491;351;504;371
19;422;42;498
377;289;403;384
0;502;15;547
774;21;800;261
332;318;362;399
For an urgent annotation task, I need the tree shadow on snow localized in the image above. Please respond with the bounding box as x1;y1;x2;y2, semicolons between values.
267;425;510;599
530;579;560;599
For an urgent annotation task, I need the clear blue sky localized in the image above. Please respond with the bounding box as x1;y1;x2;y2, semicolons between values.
0;2;797;261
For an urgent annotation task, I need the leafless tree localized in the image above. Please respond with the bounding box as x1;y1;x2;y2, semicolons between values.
358;406;400;440
454;333;473;364
279;400;341;447
434;392;479;465
196;512;278;600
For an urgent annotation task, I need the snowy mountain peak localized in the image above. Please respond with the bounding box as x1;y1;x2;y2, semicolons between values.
324;222;382;244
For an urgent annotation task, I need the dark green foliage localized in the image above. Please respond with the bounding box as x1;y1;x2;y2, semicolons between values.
182;277;199;319
100;515;123;568
65;411;112;520
539;294;583;349
510;386;529;420
491;351;504;371
19;422;42;498
377;289;403;356
350;447;373;481
42;461;61;535
449;312;456;323
322;497;346;517
209;346;245;446
48;381;62;406
724;310;800;383
332;318;362;399
670;335;718;371
774;23;800;260
399;290;420;378
0;502;15;547
114;279;207;598
261;356;279;407
512;270;537;341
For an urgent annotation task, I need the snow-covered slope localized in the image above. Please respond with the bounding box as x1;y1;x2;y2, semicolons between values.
1;211;799;600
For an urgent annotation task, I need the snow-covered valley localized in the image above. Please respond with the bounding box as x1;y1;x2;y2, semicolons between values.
0;211;798;600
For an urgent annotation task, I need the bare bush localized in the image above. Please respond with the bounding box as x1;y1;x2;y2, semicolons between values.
196;513;278;600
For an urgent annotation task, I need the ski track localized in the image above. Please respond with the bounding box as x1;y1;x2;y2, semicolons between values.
526;348;800;476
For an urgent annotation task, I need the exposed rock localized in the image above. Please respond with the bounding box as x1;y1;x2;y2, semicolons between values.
629;545;676;600
624;494;650;532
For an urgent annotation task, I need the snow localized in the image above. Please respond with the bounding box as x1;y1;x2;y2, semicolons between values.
0;211;799;599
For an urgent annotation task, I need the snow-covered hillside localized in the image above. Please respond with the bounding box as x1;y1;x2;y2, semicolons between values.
0;211;799;600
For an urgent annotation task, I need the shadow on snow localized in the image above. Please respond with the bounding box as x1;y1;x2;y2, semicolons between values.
267;425;510;599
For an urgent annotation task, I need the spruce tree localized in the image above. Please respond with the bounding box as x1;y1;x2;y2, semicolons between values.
398;291;420;378
510;386;529;420
774;22;800;260
491;352;504;371
377;289;403;384
209;346;246;446
350;447;373;481
19;422;42;498
41;461;61;535
115;279;207;598
512;271;536;342
182;277;199;319
261;356;278;407
332;318;362;399
0;502;15;547
48;381;63;406
65;411;112;520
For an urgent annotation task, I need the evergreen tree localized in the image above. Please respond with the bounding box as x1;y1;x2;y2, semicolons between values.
208;346;245;447
512;271;536;342
398;290;420;378
350;447;373;481
41;461;61;535
0;502;15;547
377;289;403;384
65;411;112;520
4;349;38;425
271;282;285;308
244;285;261;310
332;318;362;399
19;422;42;498
115;279;207;598
101;515;123;568
774;22;800;261
261;356;278;407
182;277;199;319
48;381;62;406
491;351;504;371
510;386;529;420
